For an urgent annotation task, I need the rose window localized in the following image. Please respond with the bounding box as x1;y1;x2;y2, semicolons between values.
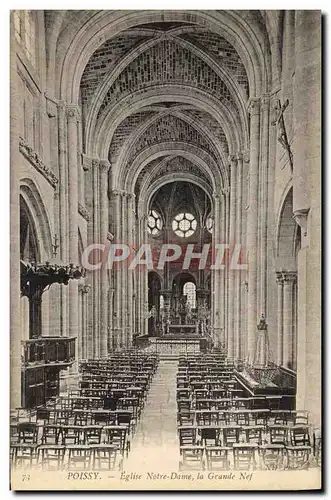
172;212;197;238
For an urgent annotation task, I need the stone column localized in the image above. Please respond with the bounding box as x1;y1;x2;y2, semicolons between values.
127;193;135;346
276;273;284;366
246;98;261;362
57;101;68;335
10;37;21;407
259;96;270;319
282;271;297;370
91;158;100;356
227;155;237;359
66;105;80;342
112;190;121;349
78;282;91;360
294;11;321;429
99;159;110;357
212;194;222;346
120;193;128;347
235;153;243;360
222;187;230;350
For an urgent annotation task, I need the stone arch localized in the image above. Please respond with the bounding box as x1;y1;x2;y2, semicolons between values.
276;186;297;271
56;10;269;104
122;143;223;194
92;85;243;160
20;178;53;261
114;108;229;176
84;30;249;143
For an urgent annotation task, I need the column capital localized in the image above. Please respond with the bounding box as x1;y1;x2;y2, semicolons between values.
99;159;111;173
236;152;243;162
293;208;309;237
57;100;66;114
66;104;80;122
228;154;238;165
78;283;91;294
247;97;260;116
221;186;230;196
82;154;93;172
276;270;297;283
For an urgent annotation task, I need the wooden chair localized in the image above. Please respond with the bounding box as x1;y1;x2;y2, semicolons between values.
42;424;61;445
178;427;196;448
242;425;264;445
10;423;19;444
61;425;80;446
179;446;205;471
291;410;309;426
233;444;257;470
67;445;92;470
18;422;39;444
270;410;291;425
104;426;130;458
205;447;231;471
74;410;91;427
11;443;39;469
258;444;285;470
290;426;311;447
199;427;220;447
268;425;289;446
286;446;311;469
82;426;102;445
38;444;66;470
178;411;194;426
91;445;122;471
222;426;241;447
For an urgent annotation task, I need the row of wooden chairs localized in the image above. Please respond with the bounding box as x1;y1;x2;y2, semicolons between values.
178;424;311;448
11;444;123;471
179;444;312;471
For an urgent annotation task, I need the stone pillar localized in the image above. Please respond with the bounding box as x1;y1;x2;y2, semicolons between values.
127;193;135;346
57;101;68;335
212;194;222;345
222;187;230;350
276;273;284;366
246;98;261;362
10;37;21;407
121;193;128;347
227;156;237;358
282;272;297;370
259;96;270;319
235;153;243;360
112;190;121;349
66;105;80;345
99;159;110;357
91;158;100;356
294;11;321;429
78;282;91;360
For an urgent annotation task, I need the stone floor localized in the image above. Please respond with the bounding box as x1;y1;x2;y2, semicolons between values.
124;359;180;472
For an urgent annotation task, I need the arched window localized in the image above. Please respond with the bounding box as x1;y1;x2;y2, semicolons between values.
183;282;196;309
147;209;163;236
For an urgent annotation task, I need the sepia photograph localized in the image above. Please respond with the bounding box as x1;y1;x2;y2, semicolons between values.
9;8;322;491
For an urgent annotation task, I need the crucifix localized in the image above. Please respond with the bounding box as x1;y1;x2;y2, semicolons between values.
272;98;293;171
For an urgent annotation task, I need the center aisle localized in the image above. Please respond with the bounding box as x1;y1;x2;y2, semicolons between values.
124;359;179;472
